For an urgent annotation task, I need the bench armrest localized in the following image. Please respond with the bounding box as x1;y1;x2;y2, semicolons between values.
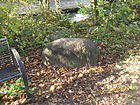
10;48;24;70
10;48;30;98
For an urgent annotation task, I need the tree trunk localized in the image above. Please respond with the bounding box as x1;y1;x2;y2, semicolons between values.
46;0;50;10
55;0;61;14
40;0;50;10
91;0;98;25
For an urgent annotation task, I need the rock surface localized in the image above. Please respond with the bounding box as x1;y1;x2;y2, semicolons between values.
0;0;91;14
42;38;98;68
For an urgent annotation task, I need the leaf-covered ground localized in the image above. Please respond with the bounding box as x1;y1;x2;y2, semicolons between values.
0;47;140;105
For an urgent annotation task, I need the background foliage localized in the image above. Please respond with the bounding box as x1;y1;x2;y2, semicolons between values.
0;0;139;52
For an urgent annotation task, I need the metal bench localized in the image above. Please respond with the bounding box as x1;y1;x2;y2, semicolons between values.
0;38;29;97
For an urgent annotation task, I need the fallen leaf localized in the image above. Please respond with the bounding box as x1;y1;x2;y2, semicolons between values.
50;85;56;92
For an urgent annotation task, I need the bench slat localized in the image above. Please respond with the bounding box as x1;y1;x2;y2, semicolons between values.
0;66;21;82
0;38;13;67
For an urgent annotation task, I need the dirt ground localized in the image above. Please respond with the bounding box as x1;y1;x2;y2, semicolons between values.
0;51;140;105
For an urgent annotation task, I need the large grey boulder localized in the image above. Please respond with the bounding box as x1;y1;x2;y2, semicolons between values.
42;38;98;68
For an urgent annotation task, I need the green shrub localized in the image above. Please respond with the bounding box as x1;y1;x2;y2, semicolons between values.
0;0;139;56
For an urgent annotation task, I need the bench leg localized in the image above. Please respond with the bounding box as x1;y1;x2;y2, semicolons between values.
22;73;30;98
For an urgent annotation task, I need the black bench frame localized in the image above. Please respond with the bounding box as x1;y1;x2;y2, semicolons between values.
0;38;29;98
